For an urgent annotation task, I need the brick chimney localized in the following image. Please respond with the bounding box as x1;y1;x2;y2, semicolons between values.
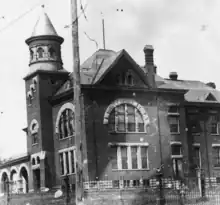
143;45;156;88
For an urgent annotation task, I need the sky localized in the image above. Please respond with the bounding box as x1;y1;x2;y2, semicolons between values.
0;0;219;158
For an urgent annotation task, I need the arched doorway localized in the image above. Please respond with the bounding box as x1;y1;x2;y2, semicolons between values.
1;172;9;193
19;167;29;193
10;170;18;194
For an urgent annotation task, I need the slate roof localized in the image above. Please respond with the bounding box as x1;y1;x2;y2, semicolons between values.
158;78;220;103
55;49;149;96
54;47;220;104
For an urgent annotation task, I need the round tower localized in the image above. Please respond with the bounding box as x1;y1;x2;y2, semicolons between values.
25;6;64;73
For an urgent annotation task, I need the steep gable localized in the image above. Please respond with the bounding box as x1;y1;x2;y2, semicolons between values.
54;49;151;96
95;49;149;87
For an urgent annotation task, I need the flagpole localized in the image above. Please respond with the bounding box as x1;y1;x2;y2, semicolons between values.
101;12;106;49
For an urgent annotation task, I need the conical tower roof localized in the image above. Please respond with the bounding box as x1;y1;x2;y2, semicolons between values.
31;9;58;37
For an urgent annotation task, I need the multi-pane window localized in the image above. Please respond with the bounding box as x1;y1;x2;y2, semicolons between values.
59;148;75;176
210;115;219;135
168;106;180;134
110;144;149;170
193;145;201;168
58;109;75;139
109;104;145;133
171;143;183;178
212;146;220;167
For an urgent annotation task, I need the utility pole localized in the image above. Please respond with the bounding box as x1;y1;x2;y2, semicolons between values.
70;0;84;204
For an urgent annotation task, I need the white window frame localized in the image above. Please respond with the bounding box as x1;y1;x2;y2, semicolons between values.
212;144;220;167
210;115;219;135
58;146;76;176
168;106;180;134
109;142;149;171
113;104;146;133
170;142;183;158
193;143;201;168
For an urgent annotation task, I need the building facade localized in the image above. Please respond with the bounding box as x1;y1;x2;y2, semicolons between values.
0;9;220;194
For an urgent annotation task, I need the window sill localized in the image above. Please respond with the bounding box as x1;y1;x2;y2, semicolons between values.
191;133;200;136
211;133;219;136
168;113;180;116
108;131;146;135
32;143;38;146
60;173;75;177
171;155;183;159
112;169;150;171
59;136;73;141
170;132;180;135
213;166;220;169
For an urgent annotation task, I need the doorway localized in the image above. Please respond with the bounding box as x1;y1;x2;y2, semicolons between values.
33;169;40;191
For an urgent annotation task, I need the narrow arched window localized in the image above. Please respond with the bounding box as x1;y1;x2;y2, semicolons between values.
37;47;44;58
58;108;75;139
30;119;39;145
32;158;36;165
109;103;145;133
30;49;34;60
126;72;134;86
49;47;55;58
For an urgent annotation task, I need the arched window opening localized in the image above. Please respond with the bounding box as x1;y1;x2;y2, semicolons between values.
37;47;44;59
1;172;9;193
109;103;145;133
37;156;40;164
28;93;33;105
126;72;134;86
32;158;36;165
31;122;38;145
49;47;56;58
58;109;75;139
30;49;34;60
19;167;29;193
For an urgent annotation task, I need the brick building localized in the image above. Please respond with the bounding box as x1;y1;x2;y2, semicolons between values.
0;9;220;194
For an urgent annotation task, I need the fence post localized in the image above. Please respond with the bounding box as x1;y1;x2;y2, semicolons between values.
201;172;206;198
156;169;165;205
64;175;70;205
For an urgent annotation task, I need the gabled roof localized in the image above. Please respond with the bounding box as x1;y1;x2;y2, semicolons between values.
55;49;149;96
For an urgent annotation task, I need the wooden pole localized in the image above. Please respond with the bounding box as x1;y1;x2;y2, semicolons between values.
70;0;84;204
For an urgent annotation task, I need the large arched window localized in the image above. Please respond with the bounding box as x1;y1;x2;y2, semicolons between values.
104;99;149;133
57;108;75;139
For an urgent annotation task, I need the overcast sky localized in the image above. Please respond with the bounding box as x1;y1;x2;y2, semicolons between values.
0;0;219;158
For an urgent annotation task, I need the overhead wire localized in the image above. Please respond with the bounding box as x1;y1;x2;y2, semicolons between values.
84;32;98;49
0;1;43;34
64;2;88;28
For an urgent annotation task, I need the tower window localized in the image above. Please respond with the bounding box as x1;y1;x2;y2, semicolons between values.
30;119;39;145
30;49;34;60
37;156;40;164
27;92;33;105
32;158;36;165
58;109;75;139
37;47;44;59
49;47;56;58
